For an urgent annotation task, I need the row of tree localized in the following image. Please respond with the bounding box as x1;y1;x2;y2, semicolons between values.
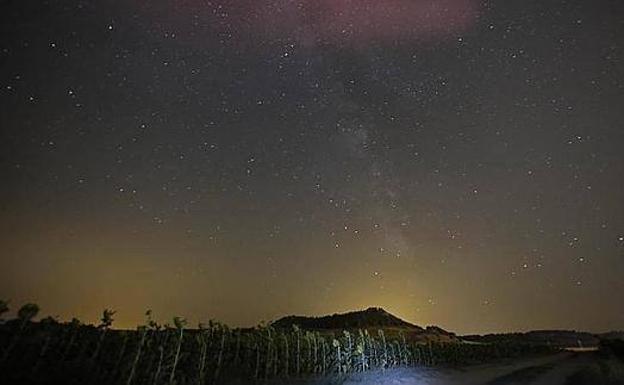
0;301;556;385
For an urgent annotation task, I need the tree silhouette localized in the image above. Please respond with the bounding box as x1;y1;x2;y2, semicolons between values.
1;302;39;364
91;308;116;363
0;300;8;321
100;309;116;329
17;303;40;323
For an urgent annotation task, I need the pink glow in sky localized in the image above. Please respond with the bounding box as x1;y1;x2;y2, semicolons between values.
142;0;481;46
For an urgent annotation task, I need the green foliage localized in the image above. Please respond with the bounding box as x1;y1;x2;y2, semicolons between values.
145;310;160;330
172;316;186;330
100;309;116;328
0;305;559;385
0;300;9;319
40;316;59;326
17;303;39;322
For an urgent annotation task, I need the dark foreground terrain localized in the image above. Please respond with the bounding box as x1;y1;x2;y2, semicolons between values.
1;306;623;385
246;350;624;385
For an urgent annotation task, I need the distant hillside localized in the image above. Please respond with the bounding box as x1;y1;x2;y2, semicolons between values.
462;330;601;348
272;307;422;330
271;307;458;343
598;331;624;341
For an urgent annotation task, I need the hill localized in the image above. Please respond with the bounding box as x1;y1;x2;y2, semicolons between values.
272;307;422;330
271;307;458;343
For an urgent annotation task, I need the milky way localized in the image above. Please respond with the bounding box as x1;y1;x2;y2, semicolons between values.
1;0;623;333
137;0;480;46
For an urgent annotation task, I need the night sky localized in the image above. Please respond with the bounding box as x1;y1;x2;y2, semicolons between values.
1;0;623;334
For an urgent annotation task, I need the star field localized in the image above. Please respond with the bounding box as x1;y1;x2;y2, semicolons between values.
1;0;623;333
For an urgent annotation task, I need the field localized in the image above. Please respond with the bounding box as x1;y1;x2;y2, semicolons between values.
0;306;561;385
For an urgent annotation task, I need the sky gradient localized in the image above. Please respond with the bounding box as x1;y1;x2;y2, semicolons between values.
1;0;623;334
